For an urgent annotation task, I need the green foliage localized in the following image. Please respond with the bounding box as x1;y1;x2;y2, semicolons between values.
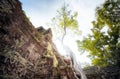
78;0;120;67
52;3;79;41
55;3;78;29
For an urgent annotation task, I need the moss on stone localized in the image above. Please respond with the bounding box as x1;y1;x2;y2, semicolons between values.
46;42;58;67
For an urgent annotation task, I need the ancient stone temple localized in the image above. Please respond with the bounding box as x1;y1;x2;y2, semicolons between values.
0;0;78;79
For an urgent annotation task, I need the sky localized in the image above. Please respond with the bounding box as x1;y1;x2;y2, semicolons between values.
20;0;105;67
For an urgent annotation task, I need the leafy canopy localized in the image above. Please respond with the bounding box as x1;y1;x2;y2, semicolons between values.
52;3;79;42
77;0;120;67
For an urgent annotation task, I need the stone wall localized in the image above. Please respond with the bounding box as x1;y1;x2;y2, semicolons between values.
0;0;78;79
84;65;120;79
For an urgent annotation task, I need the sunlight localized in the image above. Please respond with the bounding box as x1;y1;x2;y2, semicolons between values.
20;0;105;67
1;0;120;79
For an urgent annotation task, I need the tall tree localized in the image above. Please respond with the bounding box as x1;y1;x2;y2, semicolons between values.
51;3;79;42
77;0;120;67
